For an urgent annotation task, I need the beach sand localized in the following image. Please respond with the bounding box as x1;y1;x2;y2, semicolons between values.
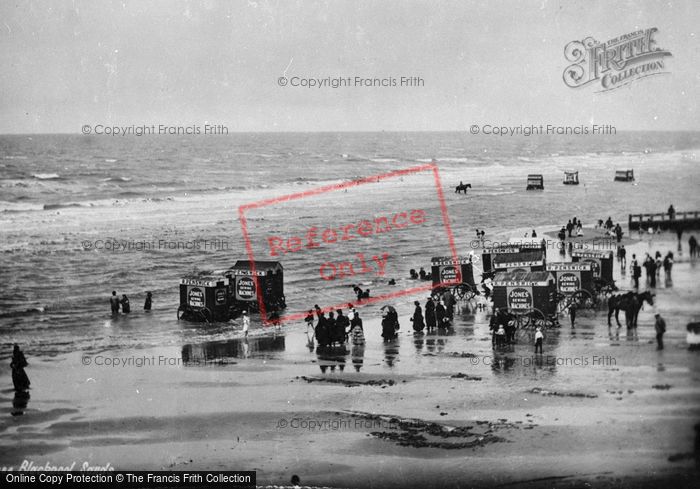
1;232;699;488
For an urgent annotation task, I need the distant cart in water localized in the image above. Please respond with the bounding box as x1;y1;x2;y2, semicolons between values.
614;169;635;182
526;174;544;190
563;171;579;185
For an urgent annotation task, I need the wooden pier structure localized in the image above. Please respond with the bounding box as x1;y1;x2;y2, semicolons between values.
629;211;700;233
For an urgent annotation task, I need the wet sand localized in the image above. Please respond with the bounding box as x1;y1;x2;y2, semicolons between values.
1;234;699;488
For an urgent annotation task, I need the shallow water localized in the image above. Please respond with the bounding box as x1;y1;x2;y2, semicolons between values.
1;132;699;364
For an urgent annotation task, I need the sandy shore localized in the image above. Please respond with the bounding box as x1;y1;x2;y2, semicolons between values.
1;234;699;488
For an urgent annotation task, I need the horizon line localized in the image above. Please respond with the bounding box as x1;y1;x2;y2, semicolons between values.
1;129;700;137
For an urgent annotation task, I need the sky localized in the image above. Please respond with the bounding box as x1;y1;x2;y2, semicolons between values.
0;0;698;133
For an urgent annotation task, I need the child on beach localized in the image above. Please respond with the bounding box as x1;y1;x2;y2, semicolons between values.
242;310;249;337
534;327;544;354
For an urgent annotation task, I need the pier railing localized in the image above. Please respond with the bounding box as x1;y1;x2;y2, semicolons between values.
628;211;700;231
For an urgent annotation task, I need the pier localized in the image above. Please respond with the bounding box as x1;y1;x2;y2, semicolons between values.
628;211;700;232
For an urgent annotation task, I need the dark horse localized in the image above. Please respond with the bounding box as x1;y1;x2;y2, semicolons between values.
455;182;472;194
607;291;654;328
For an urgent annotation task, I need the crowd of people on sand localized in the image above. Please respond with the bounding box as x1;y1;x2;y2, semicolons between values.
304;291;458;349
109;290;152;315
624;250;676;289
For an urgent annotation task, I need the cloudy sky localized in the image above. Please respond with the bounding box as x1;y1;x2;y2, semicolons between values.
1;0;698;133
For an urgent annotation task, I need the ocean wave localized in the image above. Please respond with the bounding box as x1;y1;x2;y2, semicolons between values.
101;176;133;182
436;157;469;163
33;173;61;180
0;200;44;212
478;190;517;196
43;202;83;210
0;307;45;319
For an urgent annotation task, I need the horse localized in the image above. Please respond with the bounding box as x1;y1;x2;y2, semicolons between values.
607;291;654;328
455;183;472;194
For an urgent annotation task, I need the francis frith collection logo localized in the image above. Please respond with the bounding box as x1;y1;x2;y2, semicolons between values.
563;27;672;92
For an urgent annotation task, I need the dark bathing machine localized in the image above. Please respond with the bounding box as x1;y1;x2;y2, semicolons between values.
430;255;478;300
571;249;615;290
563;170;579;185
178;260;285;323
480;239;547;275
526;174;544;190
491;270;558;328
614;169;635;182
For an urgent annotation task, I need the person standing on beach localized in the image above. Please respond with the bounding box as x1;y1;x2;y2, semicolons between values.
668;205;675;220
315;312;329;347
663;252;674;283
566;220;573;238
120;294;131;313
110;291;120;315
643;254;657;288
435;300;447;328
350;309;362;331
534;327;544;354
425;297;436;330
349;311;365;345
305;309;315;334
655;313;666;350
618;245;627;270
631;254;641;288
335;309;349;344
411;301;425;333
689;236;698;258
11;344;30;391
242;310;250;338
144;291;152;311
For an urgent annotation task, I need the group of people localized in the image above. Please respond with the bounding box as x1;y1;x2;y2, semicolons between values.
628;251;674;289
110;291;152;315
488;308;516;348
409;267;432;281
305;293;458;348
598;217;624;242
410;295;455;334
307;304;365;348
559;217;584;240
352;286;370;300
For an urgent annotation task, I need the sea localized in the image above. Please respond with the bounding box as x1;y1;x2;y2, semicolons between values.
1;131;700;362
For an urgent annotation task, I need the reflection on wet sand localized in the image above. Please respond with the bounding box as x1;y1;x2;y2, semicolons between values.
316;345;348;373
413;335;424;353
383;338;400;367
11;390;30;416
181;335;286;364
351;344;365;372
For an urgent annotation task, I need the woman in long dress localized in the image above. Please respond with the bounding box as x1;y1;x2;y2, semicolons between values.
411;301;425;333
350;312;365;345
11;344;30;391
